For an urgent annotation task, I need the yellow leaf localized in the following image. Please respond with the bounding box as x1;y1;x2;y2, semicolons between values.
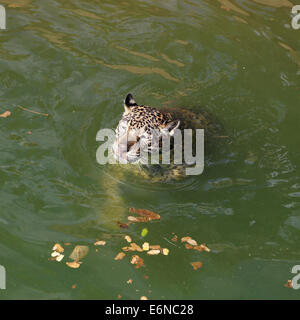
142;242;149;251
162;248;169;256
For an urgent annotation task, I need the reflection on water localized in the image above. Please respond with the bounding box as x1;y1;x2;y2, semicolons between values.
0;0;300;299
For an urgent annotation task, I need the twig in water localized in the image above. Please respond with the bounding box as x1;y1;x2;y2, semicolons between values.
18;105;49;117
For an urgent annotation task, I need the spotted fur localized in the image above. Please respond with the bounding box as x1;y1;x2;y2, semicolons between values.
112;93;180;162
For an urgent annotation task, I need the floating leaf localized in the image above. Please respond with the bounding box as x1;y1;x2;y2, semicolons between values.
185;243;210;252
285;280;293;288
52;243;64;253
127;279;133;284
195;244;210;252
187;239;198;246
66;261;81;269
94;240;106;246
56;254;64;262
140;296;148;300
130;255;145;268
162;248;169;256
149;245;161;250
181;236;192;243
142;242;149;251
0;111;11;118
191;261;203;270
72;284;77;289
51;251;60;258
171;235;178;242
128;216;139;222
122;243;143;252
185;244;194;250
125;235;132;243
117;294;122;299
129;208;160;221
147;249;160;255
116;220;129;229
141;228;148;237
114;252;126;260
69;245;89;262
200;244;210;252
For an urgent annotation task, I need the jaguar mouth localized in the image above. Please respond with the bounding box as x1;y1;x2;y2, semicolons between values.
112;136;140;163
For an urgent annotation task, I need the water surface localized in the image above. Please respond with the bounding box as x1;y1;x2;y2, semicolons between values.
0;0;300;299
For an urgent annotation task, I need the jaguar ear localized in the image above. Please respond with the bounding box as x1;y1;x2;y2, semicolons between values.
164;120;180;136
124;93;137;113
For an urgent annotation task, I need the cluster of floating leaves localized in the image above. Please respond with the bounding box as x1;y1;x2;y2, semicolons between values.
50;243;89;269
49;208;210;298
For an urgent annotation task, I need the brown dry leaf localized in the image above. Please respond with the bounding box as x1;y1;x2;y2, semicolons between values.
130;255;145;269
181;236;198;246
52;243;64;253
69;245;89;261
129;208;160;221
185;244;194;250
66;261;81;269
117;294;122;299
140;296;148;300
130;208;161;220
130;243;143;252
114;252;126;260
0;111;11;118
64;242;71;246
149;245;161;250
144;275;149;280
72;284;77;289
181;236;192;243
125;235;132;243
285;280;293;288
127;279;133;284
171;235;178;242
191;261;203;270
147;249;160;255
185;243;210;252
94;240;106;246
195;244;210;252
116;220;129;229
122;243;143;252
221;5;230;11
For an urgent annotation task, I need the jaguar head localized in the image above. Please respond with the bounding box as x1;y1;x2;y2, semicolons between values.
112;94;180;163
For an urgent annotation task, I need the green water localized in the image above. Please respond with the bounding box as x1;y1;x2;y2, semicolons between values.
0;0;300;300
